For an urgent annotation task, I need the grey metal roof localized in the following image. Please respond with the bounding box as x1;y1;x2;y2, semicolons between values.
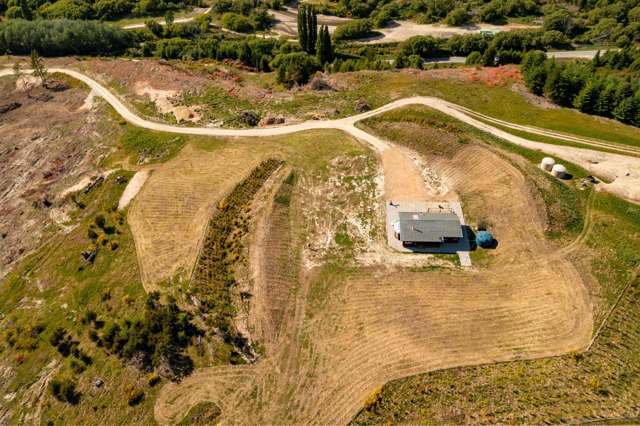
398;212;463;243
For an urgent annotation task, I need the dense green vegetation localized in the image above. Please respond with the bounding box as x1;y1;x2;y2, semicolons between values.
90;292;200;379
189;159;283;364
523;47;640;127
312;0;640;47
0;19;131;55
1;0;201;21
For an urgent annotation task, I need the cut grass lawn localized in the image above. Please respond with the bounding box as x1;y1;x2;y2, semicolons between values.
350;109;640;426
359;105;589;243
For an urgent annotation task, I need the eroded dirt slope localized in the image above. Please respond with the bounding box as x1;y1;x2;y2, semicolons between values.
0;76;108;278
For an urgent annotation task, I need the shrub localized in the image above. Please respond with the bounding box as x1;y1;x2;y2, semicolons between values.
127;387;144;406
465;51;483;65
333;19;373;41
148;372;161;386
399;35;442;59
270;52;319;87
50;377;80;405
155;37;192;59
479;1;506;24
38;0;92;19
221;12;254;33
444;7;469;26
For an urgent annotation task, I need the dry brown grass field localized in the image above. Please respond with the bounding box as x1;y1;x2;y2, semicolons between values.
153;133;593;424
127;143;265;288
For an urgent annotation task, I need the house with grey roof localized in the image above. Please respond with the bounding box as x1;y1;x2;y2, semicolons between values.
393;211;463;246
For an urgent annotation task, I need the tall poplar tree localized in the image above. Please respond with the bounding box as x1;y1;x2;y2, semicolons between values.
316;25;333;65
298;4;317;54
307;5;317;54
297;6;308;54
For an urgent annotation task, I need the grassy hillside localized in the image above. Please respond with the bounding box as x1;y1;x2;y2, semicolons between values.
0;171;162;425
351;106;640;425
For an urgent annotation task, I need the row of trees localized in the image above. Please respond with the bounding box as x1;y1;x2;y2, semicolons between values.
0;19;131;55
297;3;316;54
522;48;640;127
3;0;202;21
391;29;572;70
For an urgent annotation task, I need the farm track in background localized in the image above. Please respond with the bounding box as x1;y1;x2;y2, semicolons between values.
1;67;638;204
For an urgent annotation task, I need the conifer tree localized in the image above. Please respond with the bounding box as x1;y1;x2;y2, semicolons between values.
307;5;317;54
298;6;308;53
316;25;333;65
298;4;317;54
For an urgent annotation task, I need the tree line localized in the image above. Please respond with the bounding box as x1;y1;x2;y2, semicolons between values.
2;0;202;21
522;47;640;127
0;19;131;55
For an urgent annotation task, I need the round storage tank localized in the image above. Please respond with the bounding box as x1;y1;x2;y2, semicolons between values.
540;157;555;171
476;231;494;249
551;164;567;179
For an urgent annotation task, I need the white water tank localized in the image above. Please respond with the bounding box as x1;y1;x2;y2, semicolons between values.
540;157;555;171
551;164;567;179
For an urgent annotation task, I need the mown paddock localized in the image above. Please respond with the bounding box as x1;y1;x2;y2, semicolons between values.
126;129;364;291
154;130;593;425
349;105;640;424
352;197;640;424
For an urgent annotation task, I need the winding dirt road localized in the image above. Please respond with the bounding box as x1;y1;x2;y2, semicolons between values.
1;67;638;204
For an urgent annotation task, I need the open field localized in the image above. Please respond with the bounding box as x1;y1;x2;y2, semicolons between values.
153;124;593;424
352;192;640;425
351;108;640;425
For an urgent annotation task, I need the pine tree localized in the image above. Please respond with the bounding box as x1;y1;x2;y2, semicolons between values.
613;97;639;124
595;81;618;117
573;79;601;114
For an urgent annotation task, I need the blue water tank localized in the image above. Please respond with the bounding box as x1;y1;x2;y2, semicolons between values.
476;231;494;248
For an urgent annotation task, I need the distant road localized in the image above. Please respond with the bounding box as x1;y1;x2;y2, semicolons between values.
1;67;638;204
547;49;610;59
421;49;610;64
121;6;211;30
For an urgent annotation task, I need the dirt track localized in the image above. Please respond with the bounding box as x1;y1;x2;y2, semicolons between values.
1;68;637;205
